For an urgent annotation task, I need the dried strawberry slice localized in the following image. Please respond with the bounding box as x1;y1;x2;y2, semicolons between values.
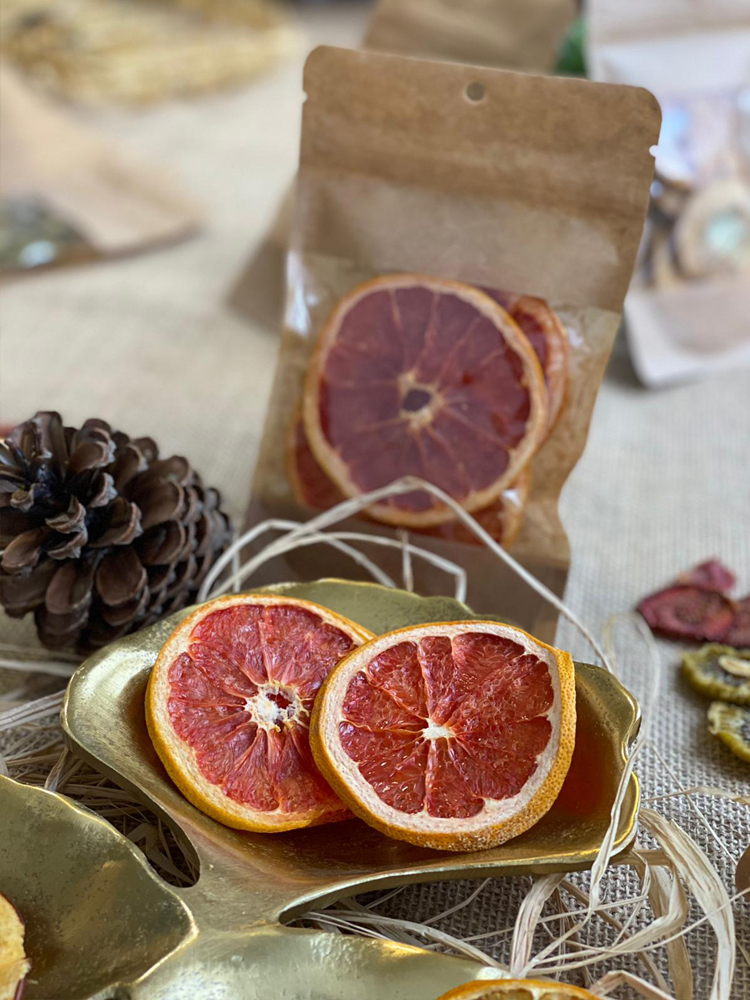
676;560;736;593
637;585;734;642
726;596;750;648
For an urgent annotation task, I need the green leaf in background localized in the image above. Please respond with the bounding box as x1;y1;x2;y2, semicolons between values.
556;16;587;78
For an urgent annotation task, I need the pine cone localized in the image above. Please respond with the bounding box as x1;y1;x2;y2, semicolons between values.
0;412;232;653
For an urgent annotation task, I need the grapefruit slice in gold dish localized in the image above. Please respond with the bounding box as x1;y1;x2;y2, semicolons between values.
483;289;569;439
436;978;597;1000
146;594;373;832
310;621;576;851
302;274;547;528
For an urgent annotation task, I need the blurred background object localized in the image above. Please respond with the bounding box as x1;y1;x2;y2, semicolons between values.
0;64;201;273
588;0;750;385
0;0;298;105
364;0;576;73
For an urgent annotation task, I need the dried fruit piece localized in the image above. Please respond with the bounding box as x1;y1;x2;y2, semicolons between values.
146;594;373;831
437;979;597;1000
682;644;750;705
303;274;547;527
726;596;750;648
0;892;30;1000
676;559;736;593
310;621;575;851
707;702;750;763
286;408;342;511
482;290;569;438
637;585;734;642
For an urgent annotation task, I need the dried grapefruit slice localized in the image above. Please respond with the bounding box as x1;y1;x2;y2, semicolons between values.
310;621;575;851
303;275;547;528
483;290;569;438
146;594;373;832
288;408;530;548
436;979;596;1000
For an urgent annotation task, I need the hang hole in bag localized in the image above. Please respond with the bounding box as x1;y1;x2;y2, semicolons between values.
464;81;486;103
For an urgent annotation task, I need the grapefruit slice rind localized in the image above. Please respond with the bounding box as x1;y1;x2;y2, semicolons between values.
483;290;569;439
146;594;374;832
310;620;576;851
303;274;548;528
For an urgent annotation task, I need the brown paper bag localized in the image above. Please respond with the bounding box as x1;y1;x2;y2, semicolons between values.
249;47;659;640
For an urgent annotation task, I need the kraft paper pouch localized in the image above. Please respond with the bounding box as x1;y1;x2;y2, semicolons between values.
249;46;659;640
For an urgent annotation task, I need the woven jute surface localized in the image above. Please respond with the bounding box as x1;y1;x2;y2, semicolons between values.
1;6;748;994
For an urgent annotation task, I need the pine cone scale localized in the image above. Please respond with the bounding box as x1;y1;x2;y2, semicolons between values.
2;526;49;571
47;530;87;561
46;558;97;616
138;481;185;530
1;559;56;615
96;548;148;607
135;521;185;565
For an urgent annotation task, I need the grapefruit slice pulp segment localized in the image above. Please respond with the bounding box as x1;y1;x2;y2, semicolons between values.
289;409;530;548
483;289;569;438
146;594;374;832
303;275;547;528
311;621;576;851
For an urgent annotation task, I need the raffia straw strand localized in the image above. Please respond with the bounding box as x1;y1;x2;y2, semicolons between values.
421;878;491;926
398;529;414;594
590;970;676;1000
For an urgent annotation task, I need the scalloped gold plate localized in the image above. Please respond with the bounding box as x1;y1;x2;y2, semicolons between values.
1;580;640;999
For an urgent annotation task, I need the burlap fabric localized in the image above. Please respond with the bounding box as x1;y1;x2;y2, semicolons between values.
1;7;748;994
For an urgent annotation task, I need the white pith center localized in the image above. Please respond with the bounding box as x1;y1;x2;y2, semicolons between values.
397;371;443;428
421;720;453;740
245;684;303;731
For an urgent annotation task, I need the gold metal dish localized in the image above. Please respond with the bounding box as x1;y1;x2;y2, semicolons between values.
2;580;640;999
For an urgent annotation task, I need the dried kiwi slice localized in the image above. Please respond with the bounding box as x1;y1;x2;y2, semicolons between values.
707;702;750;763
683;644;750;706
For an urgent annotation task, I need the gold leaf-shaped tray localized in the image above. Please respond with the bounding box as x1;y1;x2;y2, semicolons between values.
3;580;640;999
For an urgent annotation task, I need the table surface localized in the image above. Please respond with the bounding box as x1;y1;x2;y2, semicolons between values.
1;4;748;995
